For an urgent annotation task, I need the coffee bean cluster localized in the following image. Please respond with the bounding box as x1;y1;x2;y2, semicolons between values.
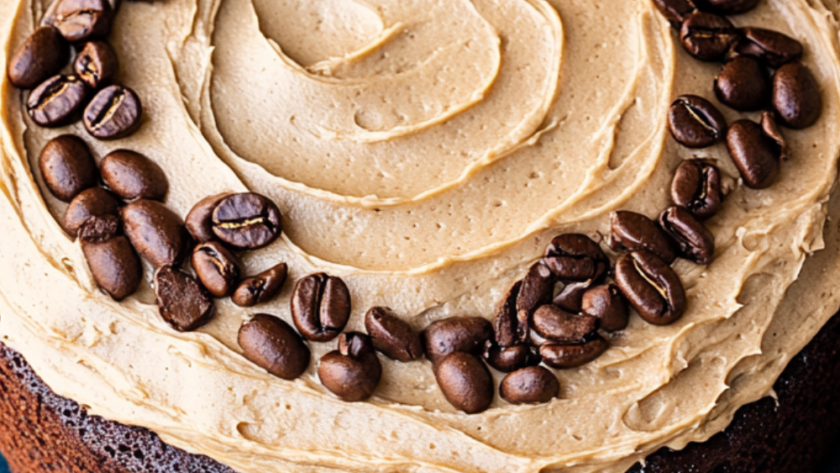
7;0;142;139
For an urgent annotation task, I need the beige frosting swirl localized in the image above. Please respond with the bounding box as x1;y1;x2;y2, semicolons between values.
3;0;840;471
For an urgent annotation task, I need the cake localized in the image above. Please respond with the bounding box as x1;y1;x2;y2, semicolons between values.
2;0;840;471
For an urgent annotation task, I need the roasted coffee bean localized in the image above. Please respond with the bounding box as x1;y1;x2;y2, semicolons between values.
192;241;240;297
7;26;69;89
79;215;142;301
671;159;723;220
543;234;608;282
365;306;424;362
615;251;686;325
483;342;540;373
232;263;287;307
659;206;715;265
553;280;592;313
318;332;382;402
212;193;283;249
500;366;559;405
238;314;310;380
652;0;696;27
532;305;598;343
48;0;113;42
423;316;493;364
100;150;168;201
728;28;803;68
541;335;609;369
74;41;118;89
726;118;783;189
122;200;189;268
153;266;214;332
27;74;89;127
517;262;555;321
185;193;231;243
64;187;120;237
494;281;527;348
291;273;351;342
715;57;771;111
760;111;790;161
581;284;629;332
694;0;759;15
680;12;739;61
668;95;727;148
609;211;677;263
434;352;494;414
38;135;98;202
84;85;143;140
773;62;822;129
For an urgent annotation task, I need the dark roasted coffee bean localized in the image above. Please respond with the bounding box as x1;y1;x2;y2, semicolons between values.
238;314;310;380
7;26;69;89
581;284;629;332
610;211;677;263
122;200;189;268
615;251;686;325
186;193;231;243
659;206;715;265
318;332;381;402
84;85;143;140
652;0;696;27
365;306;424;362
728;28;803;68
553;280;592;312
694;0;759;15
494;281;526;348
760;111;790;161
74;41;118;89
291;273;350;342
48;0;113;42
668;95;727;148
38;135;98;202
680;12;739;61
434;352;493;414
192;241;240;297
671;159;723;220
543;234;608;282
100;150;168;201
212;193;283;249
423;316;493;364
232;263;287;307
726;118;782;189
715;57;771;111
500;366;559;405
541;335;609;369
27;74;89;127
153;266;214;332
773;62;822;129
64;187;120;237
532;305;598;343
79;215;142;301
483;342;540;373
516;262;555;323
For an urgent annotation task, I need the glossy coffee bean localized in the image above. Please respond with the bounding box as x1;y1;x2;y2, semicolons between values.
64;187;120;237
191;241;240;297
760;111;789;161
671;159;723;220
726;118;783;189
483;342;540;373
79;215;142;301
541;335;609;369
609;211;677;263
212;193;283;249
494;281;527;348
542;234;608;282
615;251;686;326
74;41;118;89
553;280;593;313
715;57;771;111
581;284;629;332
185;193;231;243
318;332;382;402
122;200;189;268
291;273;351;342
668;95;727;148
365;306;424;362
652;0;696;27
100;150;168;202
27;74;89;127
517;262;555;322
434;352;494;414
238;314;310;380
232;263;287;307
84;85;143;140
7;26;69;89
422;316;493;364
680;12;739;61
773;63;822;129
153;266;214;332
500;366;559;405
659;206;715;265
39;135;98;202
532;305;598;343
728;28;802;68
694;0;759;14
48;0;113;42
